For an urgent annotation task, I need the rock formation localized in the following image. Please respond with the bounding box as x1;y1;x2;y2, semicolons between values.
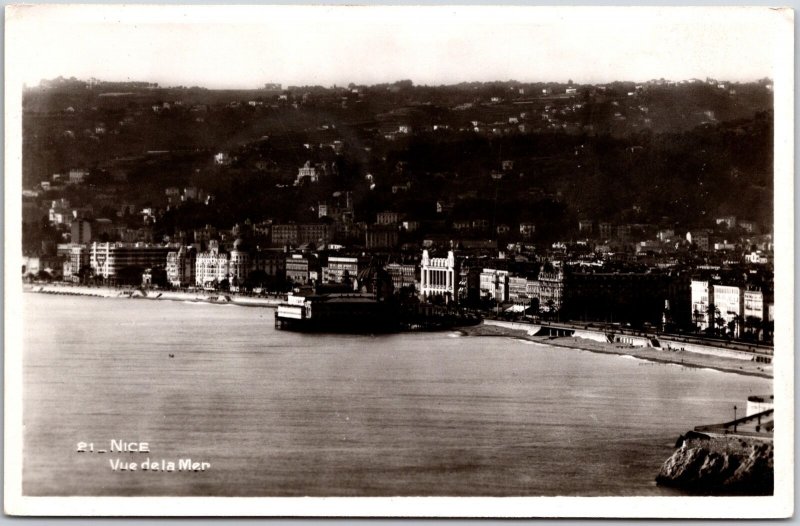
656;431;773;495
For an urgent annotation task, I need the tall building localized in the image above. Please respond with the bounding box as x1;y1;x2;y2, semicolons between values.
420;250;459;304
166;246;196;288
286;254;317;285
90;242;173;281
479;269;509;303
743;288;768;340
532;267;565;313
508;276;530;306
195;243;230;288
713;284;744;337
690;280;714;331
228;239;250;285
71;218;92;244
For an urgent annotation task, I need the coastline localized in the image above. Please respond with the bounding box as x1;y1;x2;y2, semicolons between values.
24;283;283;308
459;324;773;380
25;283;772;380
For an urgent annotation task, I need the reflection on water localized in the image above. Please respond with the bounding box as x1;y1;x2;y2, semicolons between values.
22;294;770;496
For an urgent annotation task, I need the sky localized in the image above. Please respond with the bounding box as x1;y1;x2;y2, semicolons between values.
6;5;791;89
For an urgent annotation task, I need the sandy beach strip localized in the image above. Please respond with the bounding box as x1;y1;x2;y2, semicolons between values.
460;323;772;380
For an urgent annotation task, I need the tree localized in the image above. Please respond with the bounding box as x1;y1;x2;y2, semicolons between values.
730;314;743;339
745;315;764;342
706;304;720;335
692;308;704;333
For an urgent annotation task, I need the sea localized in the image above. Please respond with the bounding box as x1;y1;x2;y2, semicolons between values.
21;293;771;496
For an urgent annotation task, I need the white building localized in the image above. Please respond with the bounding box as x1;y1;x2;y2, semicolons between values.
713;284;743;337
228;239;250;285
743;289;766;338
420;250;459;304
295;161;319;184
690;280;714;331
195;242;230;288
480;269;509;303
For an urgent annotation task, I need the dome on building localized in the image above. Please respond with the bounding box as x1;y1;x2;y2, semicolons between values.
233;238;246;250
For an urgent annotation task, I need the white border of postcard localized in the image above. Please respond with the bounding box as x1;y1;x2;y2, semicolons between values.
4;4;794;518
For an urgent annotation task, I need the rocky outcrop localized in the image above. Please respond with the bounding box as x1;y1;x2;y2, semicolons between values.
656;432;773;495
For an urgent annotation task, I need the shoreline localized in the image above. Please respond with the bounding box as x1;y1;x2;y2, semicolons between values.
24;283;283;308
459;324;773;380
25;283;772;380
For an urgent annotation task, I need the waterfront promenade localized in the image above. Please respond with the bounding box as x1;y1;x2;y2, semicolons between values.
462;323;773;379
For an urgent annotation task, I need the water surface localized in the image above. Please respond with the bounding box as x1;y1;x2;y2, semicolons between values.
22;294;770;496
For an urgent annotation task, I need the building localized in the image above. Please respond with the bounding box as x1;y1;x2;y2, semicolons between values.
743;289;767;339
295;161;320;185
519;223;536;238
508;276;530;306
166;246;196;288
366;225;399;249
286;254;317;285
530;267;565;313
687;230;711;251
376;211;400;225
599;222;613;240
93;218;115;241
251;250;287;281
195;241;230;288
690;280;714;331
64;244;90;282
68;169;89;184
578;220;593;234
712;284;743;337
402;220;420;233
213;152;231;165
71;218;92;244
90;242;173;281
322;256;360;285
385;262;417;292
420;250;459;304
228;239;250;285
479;269;509;303
298;223;332;246
738;220;757;233
272;224;298;246
616;225;632;241
564;271;672;326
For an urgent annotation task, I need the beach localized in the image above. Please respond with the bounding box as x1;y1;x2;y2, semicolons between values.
460;323;773;379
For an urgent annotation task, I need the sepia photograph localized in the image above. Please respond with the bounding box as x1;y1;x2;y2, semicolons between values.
4;4;794;517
